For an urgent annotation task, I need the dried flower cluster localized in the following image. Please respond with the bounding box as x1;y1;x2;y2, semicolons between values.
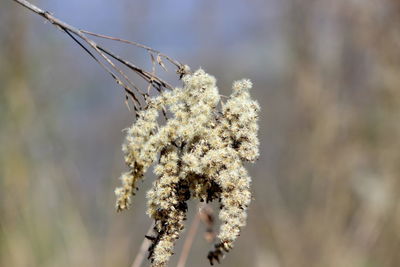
115;69;259;266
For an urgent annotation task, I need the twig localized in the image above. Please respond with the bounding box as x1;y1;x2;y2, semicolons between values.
131;224;154;267
81;30;182;68
12;0;183;112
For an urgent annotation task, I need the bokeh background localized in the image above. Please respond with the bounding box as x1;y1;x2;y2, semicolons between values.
1;0;400;266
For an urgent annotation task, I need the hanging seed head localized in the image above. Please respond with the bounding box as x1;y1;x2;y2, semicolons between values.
115;69;259;266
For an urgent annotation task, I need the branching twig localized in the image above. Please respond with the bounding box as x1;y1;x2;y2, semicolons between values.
12;0;186;114
81;30;182;68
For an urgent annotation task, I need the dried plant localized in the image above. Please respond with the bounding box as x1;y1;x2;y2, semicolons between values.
13;0;259;266
115;70;259;266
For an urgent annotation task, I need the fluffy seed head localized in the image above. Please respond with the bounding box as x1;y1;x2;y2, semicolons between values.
115;69;259;266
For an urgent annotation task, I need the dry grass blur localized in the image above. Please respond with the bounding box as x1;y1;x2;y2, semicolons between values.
1;0;400;266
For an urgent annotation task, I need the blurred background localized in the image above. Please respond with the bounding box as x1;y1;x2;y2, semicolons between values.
1;0;400;266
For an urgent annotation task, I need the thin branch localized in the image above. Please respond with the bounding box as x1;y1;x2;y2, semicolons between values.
81;30;182;68
12;0;183;112
97;46;173;90
63;29;141;110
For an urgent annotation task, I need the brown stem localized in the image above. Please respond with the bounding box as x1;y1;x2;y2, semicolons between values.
81;30;182;68
11;0;181;111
